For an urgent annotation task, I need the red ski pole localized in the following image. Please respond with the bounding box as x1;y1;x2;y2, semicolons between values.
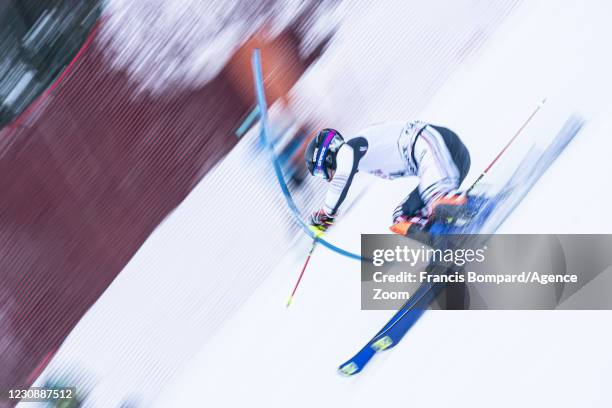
286;227;324;308
466;98;546;194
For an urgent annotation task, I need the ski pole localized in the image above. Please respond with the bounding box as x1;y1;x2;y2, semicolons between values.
286;227;324;308
465;98;546;195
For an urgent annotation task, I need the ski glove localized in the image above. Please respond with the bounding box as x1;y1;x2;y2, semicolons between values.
310;209;335;231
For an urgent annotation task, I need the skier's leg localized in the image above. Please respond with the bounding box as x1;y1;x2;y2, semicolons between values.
391;125;471;234
429;125;471;183
425;126;471;309
422;126;473;223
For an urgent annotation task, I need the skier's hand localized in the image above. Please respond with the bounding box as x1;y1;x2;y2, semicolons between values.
310;208;334;231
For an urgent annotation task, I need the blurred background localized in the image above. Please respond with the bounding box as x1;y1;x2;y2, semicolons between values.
1;1;611;407
0;0;100;128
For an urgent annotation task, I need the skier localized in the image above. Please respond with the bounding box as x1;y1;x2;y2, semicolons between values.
305;121;471;235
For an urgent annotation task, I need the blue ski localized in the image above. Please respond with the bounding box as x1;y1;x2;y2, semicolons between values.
338;283;434;375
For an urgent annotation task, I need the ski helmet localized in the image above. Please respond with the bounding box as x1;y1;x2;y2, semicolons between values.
305;128;344;180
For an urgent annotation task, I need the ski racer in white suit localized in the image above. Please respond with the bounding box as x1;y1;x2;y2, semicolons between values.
304;121;471;235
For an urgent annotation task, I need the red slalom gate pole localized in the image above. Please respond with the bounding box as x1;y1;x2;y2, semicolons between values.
466;98;546;195
286;227;324;308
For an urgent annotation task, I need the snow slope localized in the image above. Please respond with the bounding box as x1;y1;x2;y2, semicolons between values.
25;1;612;407
153;2;612;407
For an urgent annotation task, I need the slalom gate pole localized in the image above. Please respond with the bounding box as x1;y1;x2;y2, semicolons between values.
286;227;324;308
252;48;364;261
465;98;546;195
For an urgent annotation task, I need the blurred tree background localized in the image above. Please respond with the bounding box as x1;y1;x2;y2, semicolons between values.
0;0;100;128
